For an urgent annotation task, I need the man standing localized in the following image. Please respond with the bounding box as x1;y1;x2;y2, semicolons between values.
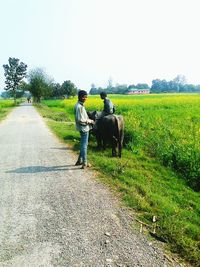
74;90;94;169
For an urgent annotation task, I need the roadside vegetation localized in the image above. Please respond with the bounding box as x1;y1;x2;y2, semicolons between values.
0;99;16;121
36;94;200;266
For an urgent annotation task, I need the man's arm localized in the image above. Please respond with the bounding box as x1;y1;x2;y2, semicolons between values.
76;106;94;125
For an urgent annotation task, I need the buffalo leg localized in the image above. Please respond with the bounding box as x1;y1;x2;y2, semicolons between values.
96;138;102;150
112;141;117;157
118;141;122;158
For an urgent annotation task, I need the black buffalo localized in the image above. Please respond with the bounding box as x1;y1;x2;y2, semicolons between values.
88;111;124;157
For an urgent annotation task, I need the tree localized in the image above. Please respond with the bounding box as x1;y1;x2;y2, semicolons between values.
173;74;187;85
151;79;163;93
114;84;128;94
173;75;187;93
151;79;170;93
128;84;136;89
136;83;149;89
3;57;27;104
61;80;77;98
18;80;30;91
50;83;62;98
28;68;52;102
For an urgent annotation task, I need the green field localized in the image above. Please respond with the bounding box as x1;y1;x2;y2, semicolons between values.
36;94;200;266
0;99;16;121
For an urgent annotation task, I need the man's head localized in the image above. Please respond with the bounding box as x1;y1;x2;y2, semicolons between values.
100;92;107;99
78;90;88;103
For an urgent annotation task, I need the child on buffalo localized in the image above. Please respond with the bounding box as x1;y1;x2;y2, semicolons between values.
74;90;94;169
100;92;115;116
93;92;115;130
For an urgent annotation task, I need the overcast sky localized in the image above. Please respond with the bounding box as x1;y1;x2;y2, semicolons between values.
0;0;200;91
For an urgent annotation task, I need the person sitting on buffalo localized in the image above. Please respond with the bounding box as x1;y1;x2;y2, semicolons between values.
94;92;115;130
100;92;115;116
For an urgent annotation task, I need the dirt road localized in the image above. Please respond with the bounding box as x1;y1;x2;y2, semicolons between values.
0;104;180;267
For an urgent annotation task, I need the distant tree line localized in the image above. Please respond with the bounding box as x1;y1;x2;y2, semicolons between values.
1;57;78;103
89;83;150;95
90;75;200;95
2;58;200;103
151;75;200;93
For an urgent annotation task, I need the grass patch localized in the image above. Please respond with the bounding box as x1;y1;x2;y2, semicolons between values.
35;98;200;266
0;99;16;121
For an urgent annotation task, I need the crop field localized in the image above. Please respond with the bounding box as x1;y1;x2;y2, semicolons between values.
0;99;15;121
37;94;200;266
42;94;200;190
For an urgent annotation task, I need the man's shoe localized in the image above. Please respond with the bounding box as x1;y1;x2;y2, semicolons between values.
75;160;82;166
81;163;91;169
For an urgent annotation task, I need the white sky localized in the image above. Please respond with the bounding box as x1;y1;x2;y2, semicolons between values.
0;0;200;91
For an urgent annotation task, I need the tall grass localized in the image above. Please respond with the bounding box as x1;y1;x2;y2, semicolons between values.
0;99;16;121
112;95;200;191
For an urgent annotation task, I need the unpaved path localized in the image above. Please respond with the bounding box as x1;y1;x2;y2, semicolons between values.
0;104;181;267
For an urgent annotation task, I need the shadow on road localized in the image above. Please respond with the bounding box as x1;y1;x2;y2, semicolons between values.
50;147;72;151
6;165;81;173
